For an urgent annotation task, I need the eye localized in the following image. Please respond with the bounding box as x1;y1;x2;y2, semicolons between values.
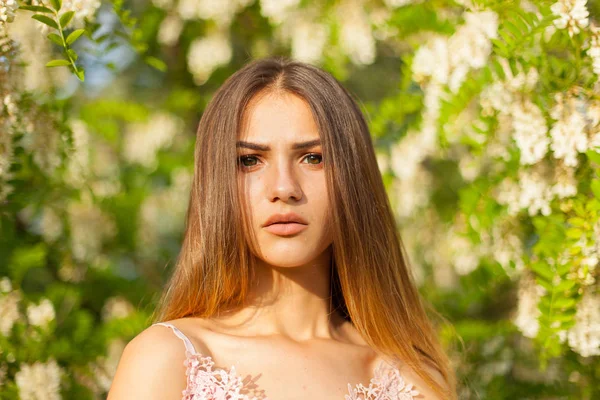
238;155;260;168
302;153;323;165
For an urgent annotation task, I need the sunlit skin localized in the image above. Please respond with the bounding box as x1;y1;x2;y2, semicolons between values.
226;90;341;341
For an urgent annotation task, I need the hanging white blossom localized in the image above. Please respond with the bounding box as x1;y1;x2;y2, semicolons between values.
513;274;546;338
158;14;184;46
123;112;182;169
510;100;549;165
566;289;600;356
259;0;299;24
0;289;21;336
550;0;589;37
337;0;376;66
290;19;328;64
26;298;55;328
549;93;588;167
0;0;18;23
187;31;232;85
15;359;63;400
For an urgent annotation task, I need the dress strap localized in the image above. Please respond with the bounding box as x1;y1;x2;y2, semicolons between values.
152;322;198;354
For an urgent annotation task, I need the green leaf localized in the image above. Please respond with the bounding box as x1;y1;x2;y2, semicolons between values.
566;228;583;240
32;14;59;30
554;279;576;292
59;11;75;28
556;262;573;277
66;29;86;45
591;180;600;200
144;56;167;72
552;297;576;309
46;59;71;67
75;68;85;81
67;49;78;61
50;0;62;11
491;39;509;58
531;261;554;282
568;217;586;227
19;5;53;13
504;21;522;39
47;33;63;46
586;150;600;164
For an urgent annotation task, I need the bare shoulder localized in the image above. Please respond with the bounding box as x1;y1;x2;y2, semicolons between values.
396;359;452;400
107;322;199;400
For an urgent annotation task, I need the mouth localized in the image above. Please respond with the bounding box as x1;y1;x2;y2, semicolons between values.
263;222;308;236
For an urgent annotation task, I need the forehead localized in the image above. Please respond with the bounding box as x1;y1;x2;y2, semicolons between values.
239;91;320;142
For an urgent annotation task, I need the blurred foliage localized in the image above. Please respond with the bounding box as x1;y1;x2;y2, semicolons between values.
1;0;600;399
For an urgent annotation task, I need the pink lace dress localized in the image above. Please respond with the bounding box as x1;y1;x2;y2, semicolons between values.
153;322;421;400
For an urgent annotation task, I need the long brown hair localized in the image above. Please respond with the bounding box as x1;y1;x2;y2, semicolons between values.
153;56;457;399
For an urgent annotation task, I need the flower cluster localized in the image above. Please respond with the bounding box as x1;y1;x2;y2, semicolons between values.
513;273;546;338
564;289;600;357
14;359;63;400
187;32;232;85
551;0;589;37
26;298;55;328
412;10;499;92
0;0;18;23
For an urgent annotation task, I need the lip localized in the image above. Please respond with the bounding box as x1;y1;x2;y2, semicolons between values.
262;212;308;227
264;222;308;236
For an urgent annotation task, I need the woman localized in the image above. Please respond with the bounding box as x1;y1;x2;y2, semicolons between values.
108;57;457;399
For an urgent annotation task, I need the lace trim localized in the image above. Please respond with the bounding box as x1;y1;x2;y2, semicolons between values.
181;351;420;400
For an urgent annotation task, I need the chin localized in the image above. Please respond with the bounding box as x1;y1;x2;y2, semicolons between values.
257;246;321;269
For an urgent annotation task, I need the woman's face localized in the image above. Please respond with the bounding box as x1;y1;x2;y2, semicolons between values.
237;91;333;268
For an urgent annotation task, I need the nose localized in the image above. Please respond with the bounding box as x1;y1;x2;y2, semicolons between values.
267;158;303;203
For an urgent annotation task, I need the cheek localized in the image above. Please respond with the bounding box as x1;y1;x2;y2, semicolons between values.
238;174;262;221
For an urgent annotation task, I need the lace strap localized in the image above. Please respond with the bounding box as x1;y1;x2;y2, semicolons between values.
153;322;198;354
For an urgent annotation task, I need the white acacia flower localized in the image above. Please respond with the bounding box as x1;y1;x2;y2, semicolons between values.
0;277;11;293
64;120;90;189
259;0;299;24
123;112;182;169
101;296;134;321
552;163;577;198
383;0;414;7
337;0;376;66
567;289;600;357
30;0;101;30
490;220;525;279
549;94;588;167
158;14;183;46
447;11;498;92
62;0;102;28
0;0;18;23
587;25;600;76
496;164;554;216
412;10;498;92
551;0;589;37
187;32;232;85
15;359;63;400
0;290;21;336
412;37;450;85
449;231;481;275
390;165;432;219
513;274;546;338
68;194;116;263
480;81;513;115
510;100;549;165
27;298;55;328
291;19;328;64
137;168;191;257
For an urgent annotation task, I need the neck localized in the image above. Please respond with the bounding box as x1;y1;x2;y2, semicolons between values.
211;246;347;342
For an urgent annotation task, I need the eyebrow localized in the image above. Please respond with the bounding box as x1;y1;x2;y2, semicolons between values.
236;139;321;151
